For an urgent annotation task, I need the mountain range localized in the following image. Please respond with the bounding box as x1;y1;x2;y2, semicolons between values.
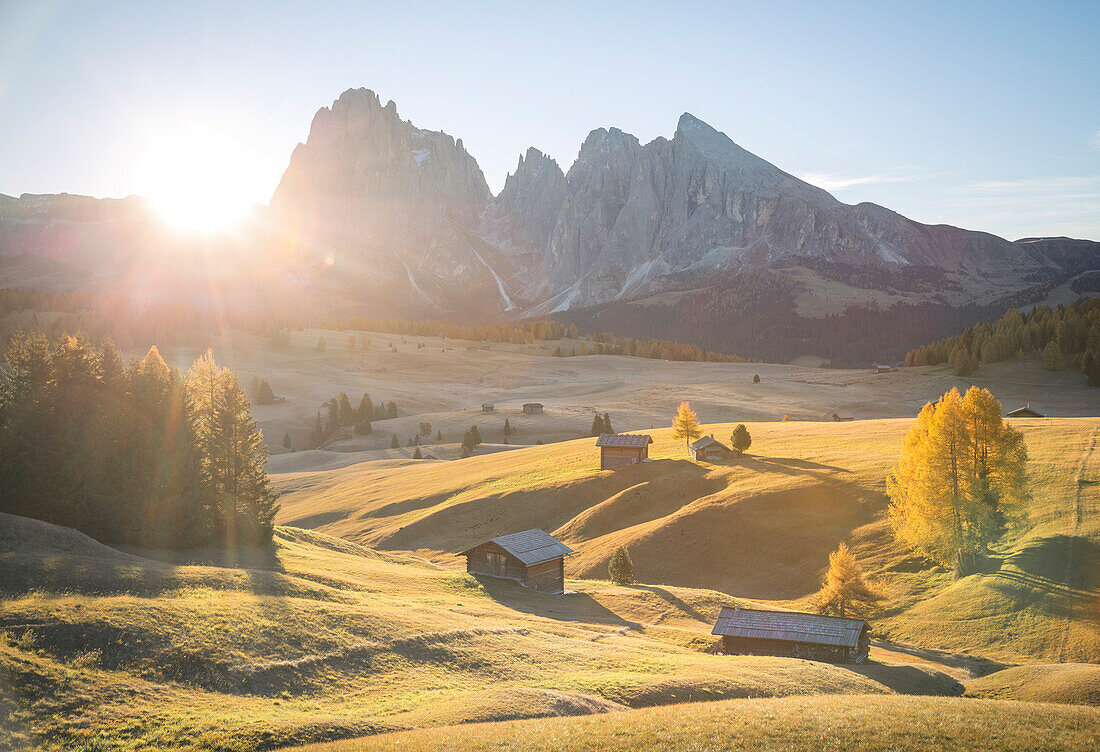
2;87;1097;362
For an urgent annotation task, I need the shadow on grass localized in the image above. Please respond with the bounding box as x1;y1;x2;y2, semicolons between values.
872;639;1007;678
628;585;709;623
472;575;642;629
736;456;852;477
843;660;965;696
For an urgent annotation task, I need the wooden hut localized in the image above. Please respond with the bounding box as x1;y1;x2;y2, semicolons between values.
690;435;730;461
460;529;574;594
711;606;870;663
481;402;495;412
596;433;652;469
522;402;544;414
1006;404;1044;418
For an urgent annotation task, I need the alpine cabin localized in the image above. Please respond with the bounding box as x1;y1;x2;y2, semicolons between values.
711;606;870;664
596;433;652;469
690;435;730;461
461;529;574;594
481;402;495;412
522;402;544;414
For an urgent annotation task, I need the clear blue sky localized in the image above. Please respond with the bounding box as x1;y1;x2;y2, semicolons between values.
1;0;1097;240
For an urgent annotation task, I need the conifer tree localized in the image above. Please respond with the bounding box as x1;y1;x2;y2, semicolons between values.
730;424;751;455
815;543;883;617
391;435;400;449
358;393;374;421
470;424;482;446
504;419;512;435
256;380;276;405
413;446;422;459
603;412;613;434
608;546;634;585
283;432;293;451
436;430;443;441
887;387;1028;576
591;413;604;436
753;374;761;383
1043;340;1063;371
354;415;372;435
671;401;702;449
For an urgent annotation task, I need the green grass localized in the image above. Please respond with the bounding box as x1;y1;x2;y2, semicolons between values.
293;694;1100;752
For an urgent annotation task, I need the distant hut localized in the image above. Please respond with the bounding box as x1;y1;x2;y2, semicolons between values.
832;412;854;422
1006;404;1045;418
873;363;895;374
460;529;574;594
689;435;731;461
522;402;544;414
711;606;870;664
481;402;495;412
596;433;653;469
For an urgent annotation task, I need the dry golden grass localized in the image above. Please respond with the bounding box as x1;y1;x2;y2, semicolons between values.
294;694;1100;752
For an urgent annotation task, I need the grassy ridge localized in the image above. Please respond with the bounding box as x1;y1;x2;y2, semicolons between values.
295;695;1100;752
275;418;1100;662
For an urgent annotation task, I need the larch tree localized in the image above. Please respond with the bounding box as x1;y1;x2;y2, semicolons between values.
671;401;702;449
887;387;1028;576
815;542;883;617
603;412;613;434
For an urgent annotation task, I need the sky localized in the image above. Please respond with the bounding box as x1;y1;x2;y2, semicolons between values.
1;0;1098;240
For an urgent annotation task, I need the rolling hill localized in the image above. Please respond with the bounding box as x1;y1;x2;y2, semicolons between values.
274;416;1100;663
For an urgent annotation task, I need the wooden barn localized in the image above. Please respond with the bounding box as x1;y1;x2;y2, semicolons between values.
596;433;653;469
481;402;495;412
690;435;730;461
711;606;870;664
1007;403;1044;418
460;529;574;594
522;402;544;414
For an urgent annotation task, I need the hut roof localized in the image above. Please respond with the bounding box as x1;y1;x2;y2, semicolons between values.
595;433;653;448
689;435;727;451
462;528;574;566
1006;404;1045;418
711;607;867;648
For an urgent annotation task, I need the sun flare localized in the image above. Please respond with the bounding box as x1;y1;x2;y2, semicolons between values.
133;123;261;233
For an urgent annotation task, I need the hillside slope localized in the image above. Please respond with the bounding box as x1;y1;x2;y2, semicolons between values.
1;513;967;751
275;417;1100;662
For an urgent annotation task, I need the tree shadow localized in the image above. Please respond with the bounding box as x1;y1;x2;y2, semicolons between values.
471;575;642;630
871;639;1007;678
739;456;852;476
628;584;708;623
842;661;966;696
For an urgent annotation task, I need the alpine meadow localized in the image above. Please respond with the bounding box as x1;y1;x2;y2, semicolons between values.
1;2;1099;751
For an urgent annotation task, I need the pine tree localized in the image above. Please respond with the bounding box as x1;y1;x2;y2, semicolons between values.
309;412;325;448
337;392;354;425
553;346;563;357
358;393;374;421
887;387;1028;576
1085;351;1100;387
602;412;613;434
671;401;702;449
815;543;883;617
419;421;432;437
470;425;482;446
608;546;634;585
282;432;293;451
354;416;372;435
412;446;422;459
730;424;751;455
185;350;279;545
391;435;400;449
436;430;443;441
591;413;604;436
504;419;512;435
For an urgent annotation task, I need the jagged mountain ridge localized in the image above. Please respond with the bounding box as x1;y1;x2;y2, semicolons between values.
1;87;1096;324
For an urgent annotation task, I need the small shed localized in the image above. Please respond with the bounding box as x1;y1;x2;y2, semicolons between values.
461;529;574;594
596;433;653;469
832;413;854;422
1006;404;1044;418
690;435;730;461
481;402;495;412
522;402;544;414
873;363;896;374
711;606;870;663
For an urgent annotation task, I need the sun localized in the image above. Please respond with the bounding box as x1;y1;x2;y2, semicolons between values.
133;123;261;233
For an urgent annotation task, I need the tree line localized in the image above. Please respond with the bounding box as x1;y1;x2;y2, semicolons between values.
905;298;1100;384
0;333;278;548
